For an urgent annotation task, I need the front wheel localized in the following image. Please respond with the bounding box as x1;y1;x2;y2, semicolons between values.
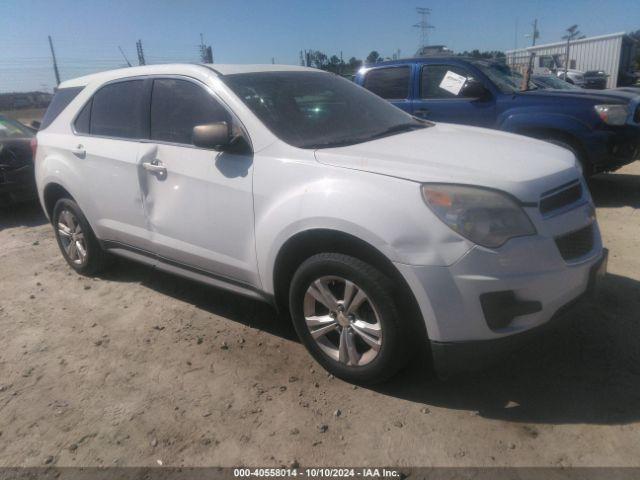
288;253;412;385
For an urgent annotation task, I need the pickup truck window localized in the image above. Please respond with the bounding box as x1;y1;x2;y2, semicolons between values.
420;65;477;99
223;71;427;149
362;67;410;100
472;60;536;93
150;78;230;145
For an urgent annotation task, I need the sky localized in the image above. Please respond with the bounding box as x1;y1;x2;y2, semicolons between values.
1;0;638;92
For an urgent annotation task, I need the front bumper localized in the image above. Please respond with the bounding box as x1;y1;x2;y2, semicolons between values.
395;198;604;376
0;164;37;206
585;124;640;173
429;249;607;377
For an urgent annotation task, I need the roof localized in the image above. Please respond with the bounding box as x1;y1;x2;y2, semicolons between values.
506;31;627;54
58;63;320;88
362;56;493;68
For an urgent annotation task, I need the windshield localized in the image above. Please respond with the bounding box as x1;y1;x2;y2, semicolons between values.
0;116;34;139
533;75;580;90
222;71;429;149
471;60;536;94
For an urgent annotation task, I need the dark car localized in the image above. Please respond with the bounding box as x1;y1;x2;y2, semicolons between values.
355;57;640;175
0;115;37;206
583;70;608;90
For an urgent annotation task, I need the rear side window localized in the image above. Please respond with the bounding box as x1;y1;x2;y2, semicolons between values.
362;67;410;99
150;78;230;145
40;87;83;130
90;80;145;139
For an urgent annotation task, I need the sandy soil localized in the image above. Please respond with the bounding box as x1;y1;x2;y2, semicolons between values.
0;163;639;468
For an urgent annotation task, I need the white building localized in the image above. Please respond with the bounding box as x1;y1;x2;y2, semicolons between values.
506;32;636;89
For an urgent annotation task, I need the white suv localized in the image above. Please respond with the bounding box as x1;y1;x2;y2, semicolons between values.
35;64;606;384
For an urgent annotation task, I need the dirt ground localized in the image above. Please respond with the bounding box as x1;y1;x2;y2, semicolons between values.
0;163;639;468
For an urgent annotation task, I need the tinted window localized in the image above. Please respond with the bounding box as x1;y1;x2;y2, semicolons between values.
420;65;476;99
150;79;229;145
362;67;410;99
90;80;145;139
74;100;91;134
223;71;427;149
40;87;83;130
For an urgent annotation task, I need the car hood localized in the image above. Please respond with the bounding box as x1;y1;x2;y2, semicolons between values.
314;123;579;203
530;88;639;103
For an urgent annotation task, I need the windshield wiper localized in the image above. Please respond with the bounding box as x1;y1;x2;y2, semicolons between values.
366;122;428;141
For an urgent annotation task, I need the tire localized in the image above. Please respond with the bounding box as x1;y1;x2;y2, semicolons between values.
288;253;412;385
544;137;595;177
52;198;109;275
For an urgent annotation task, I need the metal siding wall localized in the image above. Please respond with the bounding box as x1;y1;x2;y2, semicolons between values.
506;34;624;88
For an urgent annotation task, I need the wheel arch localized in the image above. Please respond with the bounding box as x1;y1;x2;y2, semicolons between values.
43;182;75;221
272;228;428;343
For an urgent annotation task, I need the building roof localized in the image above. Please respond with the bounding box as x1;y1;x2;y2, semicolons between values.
58;63;320;88
506;31;627;54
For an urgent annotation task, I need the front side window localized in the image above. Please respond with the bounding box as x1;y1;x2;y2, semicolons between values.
90;80;145;139
420;65;477;99
223;71;428;149
362;67;410;99
150;78;230;145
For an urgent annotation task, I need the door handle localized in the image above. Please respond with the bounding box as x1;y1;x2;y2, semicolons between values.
414;108;430;116
71;145;86;158
142;160;167;177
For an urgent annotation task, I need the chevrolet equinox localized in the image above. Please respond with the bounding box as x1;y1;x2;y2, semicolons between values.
34;64;607;384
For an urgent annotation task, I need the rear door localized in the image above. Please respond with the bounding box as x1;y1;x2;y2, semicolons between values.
411;63;496;126
71;79;152;250
361;65;413;113
138;77;257;285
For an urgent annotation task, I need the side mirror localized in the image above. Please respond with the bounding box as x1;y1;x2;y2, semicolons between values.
192;122;230;150
462;79;489;99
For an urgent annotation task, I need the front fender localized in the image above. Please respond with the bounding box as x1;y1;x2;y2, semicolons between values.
499;111;593;140
253;158;472;295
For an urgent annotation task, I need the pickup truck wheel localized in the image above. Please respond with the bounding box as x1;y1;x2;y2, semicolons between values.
52;198;109;275
288;253;410;385
544;138;594;177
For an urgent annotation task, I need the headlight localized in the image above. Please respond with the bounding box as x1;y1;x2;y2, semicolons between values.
421;184;536;248
594;104;628;126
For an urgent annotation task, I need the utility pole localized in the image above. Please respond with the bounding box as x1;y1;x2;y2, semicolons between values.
562;25;581;79
118;46;132;67
299;50;305;66
413;7;435;50
48;35;61;87
531;19;539;46
136;39;146;66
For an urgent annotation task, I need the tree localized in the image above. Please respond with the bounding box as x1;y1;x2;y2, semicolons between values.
307;50;328;70
366;51;381;65
327;55;344;73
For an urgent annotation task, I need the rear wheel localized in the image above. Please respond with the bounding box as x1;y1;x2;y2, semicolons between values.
289;253;412;385
52;198;109;275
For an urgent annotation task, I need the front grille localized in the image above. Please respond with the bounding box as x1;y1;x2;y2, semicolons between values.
555;224;594;261
634;105;640;123
539;181;583;215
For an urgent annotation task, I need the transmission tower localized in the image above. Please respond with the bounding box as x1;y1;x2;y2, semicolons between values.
413;7;435;49
136;40;146;66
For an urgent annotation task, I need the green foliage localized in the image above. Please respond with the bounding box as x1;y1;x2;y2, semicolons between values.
456;49;506;59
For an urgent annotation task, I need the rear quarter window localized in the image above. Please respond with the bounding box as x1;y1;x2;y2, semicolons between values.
40;87;84;130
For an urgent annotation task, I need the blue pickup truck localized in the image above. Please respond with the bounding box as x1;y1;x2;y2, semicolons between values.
355;57;640;175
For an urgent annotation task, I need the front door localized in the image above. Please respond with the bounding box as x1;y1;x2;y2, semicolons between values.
138;77;257;286
411;64;496;127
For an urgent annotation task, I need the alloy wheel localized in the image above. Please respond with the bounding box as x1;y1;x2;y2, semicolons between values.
57;209;87;265
303;276;383;366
